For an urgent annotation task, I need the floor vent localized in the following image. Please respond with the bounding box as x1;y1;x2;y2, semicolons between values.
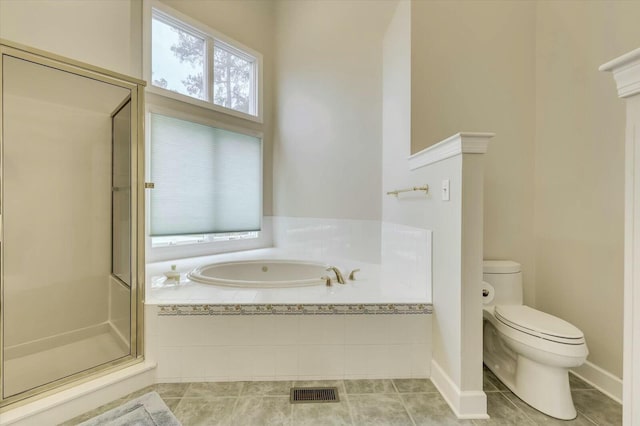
290;387;340;404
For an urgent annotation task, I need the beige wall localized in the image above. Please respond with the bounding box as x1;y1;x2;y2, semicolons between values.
411;0;632;378
158;0;276;216
0;0;141;77
411;0;537;305
273;0;396;220
534;0;640;378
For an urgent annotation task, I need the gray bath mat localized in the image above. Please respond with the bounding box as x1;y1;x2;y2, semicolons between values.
78;391;181;426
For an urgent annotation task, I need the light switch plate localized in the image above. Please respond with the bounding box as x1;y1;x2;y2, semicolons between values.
442;179;450;201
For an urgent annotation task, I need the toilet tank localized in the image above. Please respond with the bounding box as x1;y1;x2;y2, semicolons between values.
483;260;523;305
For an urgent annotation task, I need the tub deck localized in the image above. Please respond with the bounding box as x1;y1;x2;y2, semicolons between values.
146;248;431;308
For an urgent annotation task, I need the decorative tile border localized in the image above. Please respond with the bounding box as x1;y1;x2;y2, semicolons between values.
156;303;433;316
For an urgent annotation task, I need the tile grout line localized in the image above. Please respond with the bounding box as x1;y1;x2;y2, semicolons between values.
289;392;294;426
574;407;600;426
228;381;245;420
390;379;418;425
496;391;537;425
340;381;358;426
393;386;418;426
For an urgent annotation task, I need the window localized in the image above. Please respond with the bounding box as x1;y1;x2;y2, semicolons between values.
145;2;266;256
149;113;262;244
152;16;206;100
213;42;255;114
149;6;260;119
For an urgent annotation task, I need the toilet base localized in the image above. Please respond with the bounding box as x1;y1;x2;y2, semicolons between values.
514;355;576;420
483;320;578;420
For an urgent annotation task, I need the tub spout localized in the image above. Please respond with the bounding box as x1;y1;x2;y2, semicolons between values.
326;266;346;284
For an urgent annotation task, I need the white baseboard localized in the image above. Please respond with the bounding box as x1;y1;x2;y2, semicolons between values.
571;361;622;404
430;360;489;419
0;360;156;426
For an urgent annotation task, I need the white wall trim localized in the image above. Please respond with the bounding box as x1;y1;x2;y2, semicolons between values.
572;362;623;404
0;361;156;425
430;360;489;420
600;48;640;98
408;132;495;171
601;49;640;426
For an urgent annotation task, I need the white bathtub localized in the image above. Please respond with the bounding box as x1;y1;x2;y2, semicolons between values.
187;259;329;288
147;248;431;305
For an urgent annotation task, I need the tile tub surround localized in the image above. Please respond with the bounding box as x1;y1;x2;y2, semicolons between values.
271;216;383;264
145;305;432;382
63;372;621;425
146;247;431;305
144;222;435;395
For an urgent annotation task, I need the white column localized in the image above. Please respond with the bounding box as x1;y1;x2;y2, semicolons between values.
601;47;640;426
410;132;493;419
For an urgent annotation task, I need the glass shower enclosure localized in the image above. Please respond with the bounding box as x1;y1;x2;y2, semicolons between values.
0;40;145;406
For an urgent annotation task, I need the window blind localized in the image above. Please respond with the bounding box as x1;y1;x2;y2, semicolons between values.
149;113;261;236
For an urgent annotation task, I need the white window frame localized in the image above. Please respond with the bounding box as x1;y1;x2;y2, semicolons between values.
145;104;271;262
143;0;263;123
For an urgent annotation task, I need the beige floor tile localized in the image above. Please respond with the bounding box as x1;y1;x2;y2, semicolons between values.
173;397;237;426
572;390;622;425
569;374;595;391
57;371;623;426
292;400;352;426
401;392;473;425
472;392;535;425
241;380;293;396
183;381;244;398
348;394;413;426
393;378;438;393
231;396;292;426
344;379;396;394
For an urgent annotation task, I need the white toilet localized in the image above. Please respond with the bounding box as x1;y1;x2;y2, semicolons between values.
482;260;588;420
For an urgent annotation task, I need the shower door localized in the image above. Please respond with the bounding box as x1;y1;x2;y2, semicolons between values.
0;41;145;405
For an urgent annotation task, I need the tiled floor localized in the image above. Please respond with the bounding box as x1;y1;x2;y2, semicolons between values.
62;368;622;425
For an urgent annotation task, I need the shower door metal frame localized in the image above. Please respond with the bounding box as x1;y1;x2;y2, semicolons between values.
0;39;147;409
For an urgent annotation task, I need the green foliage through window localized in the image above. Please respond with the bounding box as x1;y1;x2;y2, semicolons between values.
151;10;257;117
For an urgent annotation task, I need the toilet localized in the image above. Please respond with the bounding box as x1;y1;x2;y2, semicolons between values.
482;260;588;420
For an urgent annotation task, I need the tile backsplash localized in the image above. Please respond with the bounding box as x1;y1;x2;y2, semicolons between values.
271;217;431;302
271;216;381;263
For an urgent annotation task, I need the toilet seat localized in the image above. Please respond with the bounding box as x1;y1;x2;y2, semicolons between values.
494;305;585;345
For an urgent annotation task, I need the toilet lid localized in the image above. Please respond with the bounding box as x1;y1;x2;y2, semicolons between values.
494;305;585;344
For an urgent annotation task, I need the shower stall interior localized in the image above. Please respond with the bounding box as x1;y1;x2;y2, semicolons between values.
0;40;145;406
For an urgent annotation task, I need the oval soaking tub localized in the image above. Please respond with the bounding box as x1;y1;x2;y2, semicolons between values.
187;259;330;288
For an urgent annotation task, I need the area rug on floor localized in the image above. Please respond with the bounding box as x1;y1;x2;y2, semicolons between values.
78;391;181;426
